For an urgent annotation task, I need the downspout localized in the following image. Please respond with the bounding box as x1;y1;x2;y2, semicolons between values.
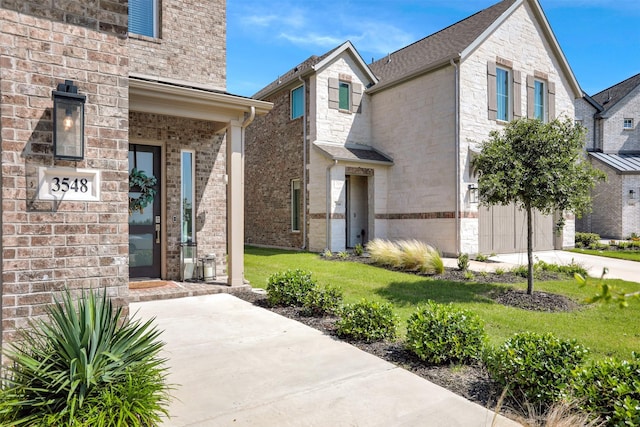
450;58;460;255
326;159;338;251
299;76;307;249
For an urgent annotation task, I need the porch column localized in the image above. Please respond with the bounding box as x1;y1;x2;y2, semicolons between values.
226;121;244;287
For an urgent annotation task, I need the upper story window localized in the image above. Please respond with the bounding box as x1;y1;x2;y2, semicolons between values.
624;118;634;130
291;86;304;120
339;82;351;111
129;0;159;38
534;80;546;122
496;67;511;122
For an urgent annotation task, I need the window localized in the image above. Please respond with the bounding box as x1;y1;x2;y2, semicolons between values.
291;86;304;119
181;150;195;243
624;118;634;130
129;0;158;38
496;67;511;121
291;179;301;232
339;82;350;110
534;80;546;121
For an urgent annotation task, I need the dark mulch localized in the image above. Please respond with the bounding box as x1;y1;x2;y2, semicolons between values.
235;266;579;412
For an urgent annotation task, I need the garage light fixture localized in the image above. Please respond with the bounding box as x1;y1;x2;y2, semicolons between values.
52;80;86;160
468;184;479;204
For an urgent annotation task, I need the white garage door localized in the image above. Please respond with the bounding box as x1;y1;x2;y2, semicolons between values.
478;205;554;254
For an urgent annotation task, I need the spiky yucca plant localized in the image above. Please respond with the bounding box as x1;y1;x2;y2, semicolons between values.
0;289;170;426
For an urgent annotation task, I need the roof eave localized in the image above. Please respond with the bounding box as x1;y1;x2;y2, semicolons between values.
367;55;461;94
312;41;379;85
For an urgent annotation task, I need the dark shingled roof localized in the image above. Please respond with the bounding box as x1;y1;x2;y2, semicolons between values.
369;0;517;89
313;142;393;165
591;73;640;115
590;152;640;174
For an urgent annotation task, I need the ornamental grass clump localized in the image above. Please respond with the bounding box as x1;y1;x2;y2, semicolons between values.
405;301;486;365
367;238;444;274
0;289;170;426
366;238;403;268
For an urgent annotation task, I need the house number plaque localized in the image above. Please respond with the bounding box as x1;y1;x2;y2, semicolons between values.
37;166;100;202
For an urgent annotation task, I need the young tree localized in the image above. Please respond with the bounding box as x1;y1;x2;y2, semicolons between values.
472;117;605;294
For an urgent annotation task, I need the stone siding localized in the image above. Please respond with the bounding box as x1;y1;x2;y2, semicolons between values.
244;82;306;249
574;97;598;150
1;9;129;342
128;0;226;90
587;161;623;238
130;112;228;279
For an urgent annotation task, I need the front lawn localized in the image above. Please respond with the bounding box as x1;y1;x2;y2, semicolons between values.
245;246;640;360
568;247;640;262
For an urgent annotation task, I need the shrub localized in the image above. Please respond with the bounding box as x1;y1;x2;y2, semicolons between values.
485;332;588;406
354;243;364;256
510;264;529;278
336;300;397;342
494;267;505;275
322;248;333;258
0;289;169;426
457;253;469;271
302;285;343;316
367;238;403;267
575;232;600;248
405;302;486;365
570;352;640;425
536;259;588;278
337;251;349;259
464;271;475;281
266;269;317;307
475;253;489;262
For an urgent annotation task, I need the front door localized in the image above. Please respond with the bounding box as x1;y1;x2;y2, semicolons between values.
129;144;161;279
346;175;369;248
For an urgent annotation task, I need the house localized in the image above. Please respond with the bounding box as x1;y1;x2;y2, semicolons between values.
575;73;640;239
245;0;579;256
0;0;271;344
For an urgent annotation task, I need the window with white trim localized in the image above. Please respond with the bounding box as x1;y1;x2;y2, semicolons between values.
496;67;511;122
624;118;634;130
129;0;159;38
291;179;301;232
291;85;304;119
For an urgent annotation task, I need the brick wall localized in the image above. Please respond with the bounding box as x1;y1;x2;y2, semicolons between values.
128;0;226;90
130;112;227;278
1;8;129;342
586;162;623;238
245;83;306;249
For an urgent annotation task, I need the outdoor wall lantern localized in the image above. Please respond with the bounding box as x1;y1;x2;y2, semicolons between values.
52;80;86;160
468;184;479;204
630;189;637;200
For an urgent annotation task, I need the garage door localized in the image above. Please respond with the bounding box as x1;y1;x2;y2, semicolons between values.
478;205;554;254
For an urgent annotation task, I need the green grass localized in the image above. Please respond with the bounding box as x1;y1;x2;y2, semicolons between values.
568;248;640;262
245;246;640;360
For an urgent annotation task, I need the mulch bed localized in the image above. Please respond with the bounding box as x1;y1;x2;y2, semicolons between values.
235;264;580;415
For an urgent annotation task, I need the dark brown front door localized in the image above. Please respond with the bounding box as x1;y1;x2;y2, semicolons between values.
129;144;161;278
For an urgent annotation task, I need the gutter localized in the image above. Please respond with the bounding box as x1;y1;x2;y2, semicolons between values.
326;159;338;252
299;76;307;250
450;58;460;255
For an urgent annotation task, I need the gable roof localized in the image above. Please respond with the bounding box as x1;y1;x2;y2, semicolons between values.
253;41;376;100
368;0;581;96
590;72;640;116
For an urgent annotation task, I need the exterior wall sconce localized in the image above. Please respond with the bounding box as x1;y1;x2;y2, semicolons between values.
52;80;86;160
630;189;636;200
468;184;479;204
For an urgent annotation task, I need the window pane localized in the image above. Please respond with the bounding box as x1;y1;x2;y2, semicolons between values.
496;68;509;121
534;80;545;121
339;82;350;110
129;0;156;37
181;151;194;243
291;86;304;119
292;180;301;231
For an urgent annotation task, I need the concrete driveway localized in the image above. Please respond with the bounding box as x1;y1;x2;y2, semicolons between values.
132;294;519;427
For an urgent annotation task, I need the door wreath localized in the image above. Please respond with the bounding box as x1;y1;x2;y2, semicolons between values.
129;168;157;214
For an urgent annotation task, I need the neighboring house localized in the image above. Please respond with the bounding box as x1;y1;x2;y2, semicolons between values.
575;73;640;239
0;0;271;343
245;0;579;256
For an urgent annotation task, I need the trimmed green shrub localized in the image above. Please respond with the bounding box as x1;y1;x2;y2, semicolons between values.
266;269;317;307
0;289;169;426
575;232;600;248
457;253;469;271
354;243;364;256
485;332;588;406
336;300;397;342
405;302;486;365
536;259;588;277
570;352;640;425
302;285;343;316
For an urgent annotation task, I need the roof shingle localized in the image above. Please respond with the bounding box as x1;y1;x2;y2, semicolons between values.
591;73;640;115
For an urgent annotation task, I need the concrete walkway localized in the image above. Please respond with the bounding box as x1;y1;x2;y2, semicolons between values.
132;294;519;427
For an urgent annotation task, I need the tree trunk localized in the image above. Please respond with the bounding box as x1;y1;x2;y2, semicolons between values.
526;202;534;295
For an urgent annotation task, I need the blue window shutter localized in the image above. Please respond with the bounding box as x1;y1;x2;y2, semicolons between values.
129;0;156;37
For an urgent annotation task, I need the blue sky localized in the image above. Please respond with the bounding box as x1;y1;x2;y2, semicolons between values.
226;0;640;98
